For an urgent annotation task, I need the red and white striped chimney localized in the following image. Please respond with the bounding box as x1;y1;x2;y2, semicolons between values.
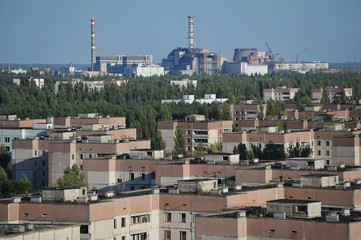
91;18;95;71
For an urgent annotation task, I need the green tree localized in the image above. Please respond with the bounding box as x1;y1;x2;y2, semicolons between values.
195;142;207;156
0;145;11;178
206;142;223;153
159;105;172;121
287;141;313;158
233;143;247;160
173;125;186;155
246;149;255;160
57;164;85;187
220;102;232;120
262;141;286;160
151;130;166;150
320;89;331;103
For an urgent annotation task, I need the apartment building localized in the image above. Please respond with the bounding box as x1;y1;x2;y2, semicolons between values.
195;200;361;240
312;86;353;103
83;149;163;192
263;87;299;102
223;129;361;164
158;115;232;155
53;113;126;129
0;183;284;240
0;115;51;154
12;127;150;189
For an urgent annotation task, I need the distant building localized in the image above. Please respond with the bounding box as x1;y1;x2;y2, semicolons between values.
161;94;228;104
94;55;153;74
158;115;232;154
124;63;164;77
269;61;329;73
170;79;197;90
10;68;27;74
312;86;353;103
223;61;268;75
263;87;299;102
13;78;44;88
162;47;226;75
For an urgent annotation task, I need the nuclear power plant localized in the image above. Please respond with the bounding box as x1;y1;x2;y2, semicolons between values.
88;16;329;76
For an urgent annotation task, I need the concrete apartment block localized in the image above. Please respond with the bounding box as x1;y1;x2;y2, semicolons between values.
263;87;299;102
158;118;232;155
266;199;322;218
300;174;339;188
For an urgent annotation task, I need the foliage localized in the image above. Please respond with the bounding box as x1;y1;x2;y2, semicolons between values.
206;142;223;154
194;142;207;156
57;164;85;187
0;145;11;178
233;142;248;160
220;102;232;120
173;125;186;156
246;149;255;160
320;89;331;104
262;141;286;160
151;130;166;150
266;99;285;116
226;179;236;188
0;166;32;198
287;141;313;158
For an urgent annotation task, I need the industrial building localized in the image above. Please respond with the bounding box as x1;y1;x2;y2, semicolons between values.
269;61;329;73
222;48;270;75
162;16;226;75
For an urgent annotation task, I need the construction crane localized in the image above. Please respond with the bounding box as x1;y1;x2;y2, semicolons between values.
295;49;307;63
265;42;279;61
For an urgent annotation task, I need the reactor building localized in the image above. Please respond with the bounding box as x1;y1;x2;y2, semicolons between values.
162;16;227;75
89;18;163;77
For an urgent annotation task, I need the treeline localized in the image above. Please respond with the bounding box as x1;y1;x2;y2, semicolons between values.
1;72;361;143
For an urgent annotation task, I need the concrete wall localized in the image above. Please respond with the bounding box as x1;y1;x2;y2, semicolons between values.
0;225;80;240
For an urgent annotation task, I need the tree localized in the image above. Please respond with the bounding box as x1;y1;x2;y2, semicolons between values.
159;105;172;121
220;102;232;120
151;130;166;150
233;143;247;160
57;164;85;187
195;142;207;156
0;145;11;178
206;142;223;153
320;89;331;103
287;141;313;158
173;125;186;155
246;149;255;160
262;141;286;160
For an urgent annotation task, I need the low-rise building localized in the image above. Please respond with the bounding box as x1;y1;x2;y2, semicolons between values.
263;87;299;102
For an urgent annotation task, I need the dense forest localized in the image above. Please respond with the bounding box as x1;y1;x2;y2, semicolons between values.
1;71;361;144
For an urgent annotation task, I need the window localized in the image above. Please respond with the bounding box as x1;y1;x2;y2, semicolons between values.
80;225;89;234
114;218;117;229
72;154;75;160
80;154;83;159
121;217;126;227
180;231;186;240
131;233;147;240
42;150;45;155
326;141;330;146
80;165;83;170
130;173;134;180
42;181;45;187
164;230;171;240
269;229;275;232
164;212;171;222
34;150;37;156
34;171;37;177
23;213;29;216
179;213;186;223
5;146;10;151
122;237;125;240
130;186;135;190
317;141;321;146
117;178;122;183
42;213;47;217
131;214;150;224
141;173;145;181
4;137;10;142
291;230;297;234
317;150;321;156
34;161;37;166
186;138;190;143
326;150;330;156
42;161;45;166
295;205;307;213
186;131;190;135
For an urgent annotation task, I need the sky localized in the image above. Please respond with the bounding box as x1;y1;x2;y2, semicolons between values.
0;0;360;64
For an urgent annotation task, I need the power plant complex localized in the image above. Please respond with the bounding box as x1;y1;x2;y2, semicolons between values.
88;16;329;77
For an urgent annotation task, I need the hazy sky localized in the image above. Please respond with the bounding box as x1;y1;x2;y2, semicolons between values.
1;0;360;64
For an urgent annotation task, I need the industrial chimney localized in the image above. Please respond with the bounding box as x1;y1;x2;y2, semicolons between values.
187;16;195;48
91;18;95;71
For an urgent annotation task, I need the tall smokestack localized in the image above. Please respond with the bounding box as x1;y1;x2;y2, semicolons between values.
187;16;195;48
91;18;95;71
